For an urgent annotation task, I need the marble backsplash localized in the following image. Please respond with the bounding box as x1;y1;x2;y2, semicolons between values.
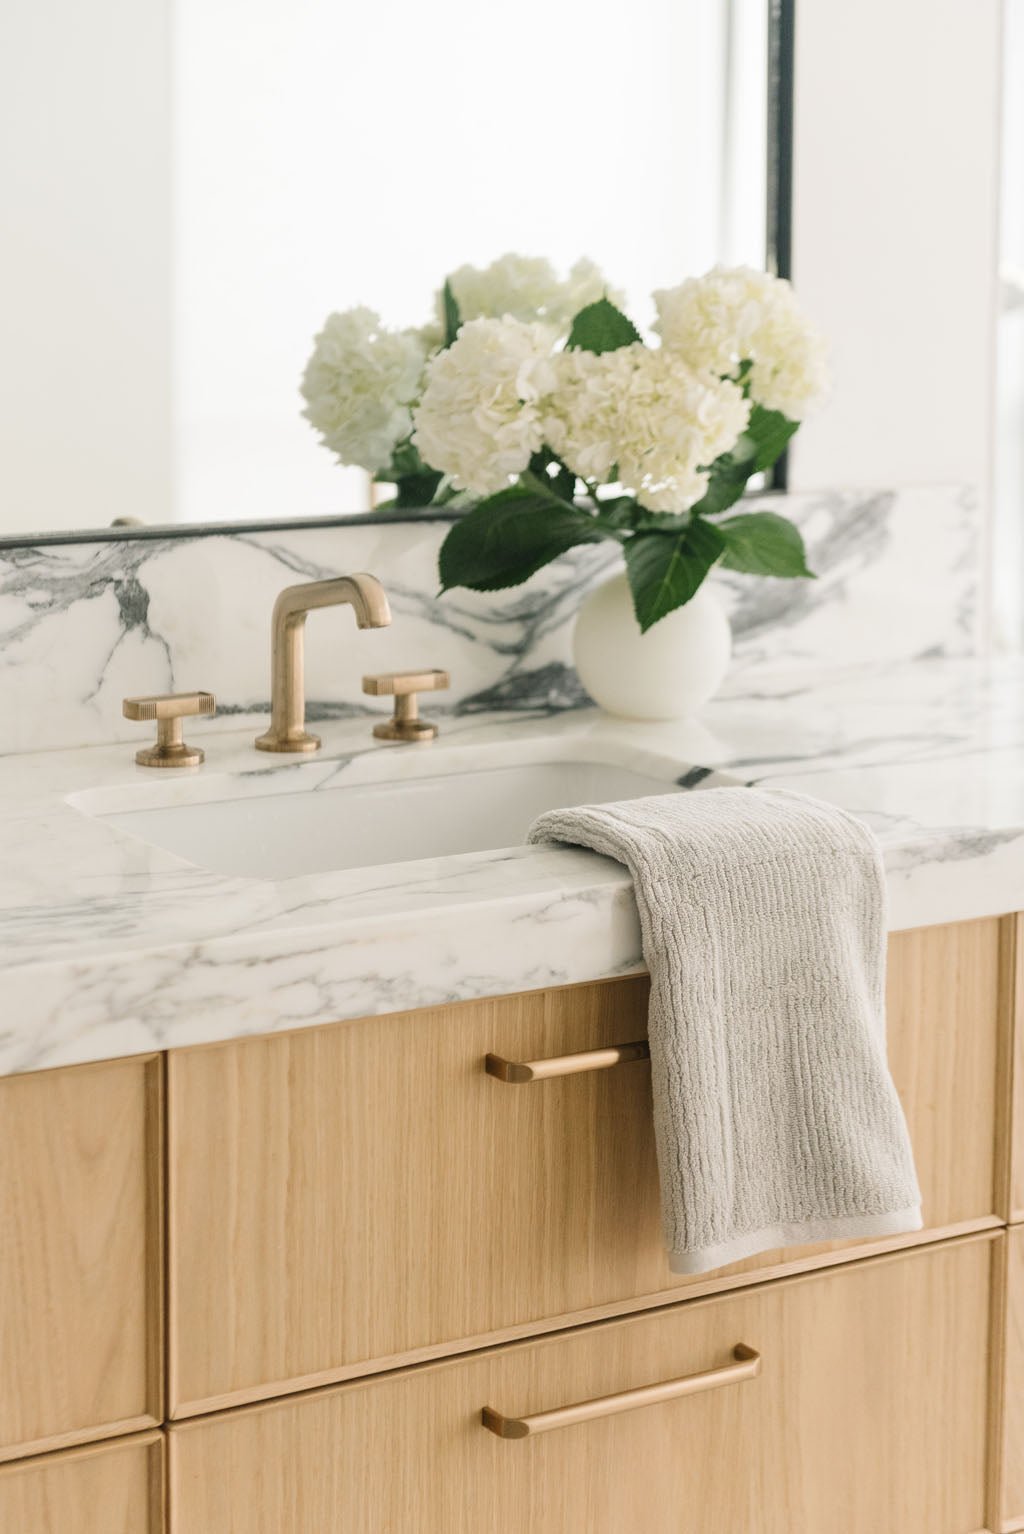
0;484;980;755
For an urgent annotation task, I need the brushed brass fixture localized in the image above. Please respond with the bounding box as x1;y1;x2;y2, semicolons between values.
123;691;216;768
362;669;450;743
481;1345;761;1438
485;1040;650;1083
255;574;392;754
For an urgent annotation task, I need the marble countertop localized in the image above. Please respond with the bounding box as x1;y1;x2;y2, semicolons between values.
3;652;1024;1077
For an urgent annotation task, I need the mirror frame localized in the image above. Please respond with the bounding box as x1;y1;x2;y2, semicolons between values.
0;0;795;552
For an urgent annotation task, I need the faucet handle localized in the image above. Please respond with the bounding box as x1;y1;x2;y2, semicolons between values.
362;670;449;743
123;691;216;768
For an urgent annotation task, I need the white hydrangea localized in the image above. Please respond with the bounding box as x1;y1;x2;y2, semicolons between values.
440;253;622;334
653;266;828;419
556;257;626;328
412;318;446;355
412;316;557;495
543;344;750;513
300;308;427;473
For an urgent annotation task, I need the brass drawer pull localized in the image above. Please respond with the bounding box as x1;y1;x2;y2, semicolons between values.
481;1344;761;1439
484;1041;650;1084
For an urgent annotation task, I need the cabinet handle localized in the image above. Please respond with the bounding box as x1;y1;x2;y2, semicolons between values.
481;1344;760;1439
484;1041;650;1084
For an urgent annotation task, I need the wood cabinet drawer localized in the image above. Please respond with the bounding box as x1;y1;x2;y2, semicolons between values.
168;1236;993;1534
0;1057;163;1460
992;1225;1024;1532
167;918;1004;1415
0;1431;165;1534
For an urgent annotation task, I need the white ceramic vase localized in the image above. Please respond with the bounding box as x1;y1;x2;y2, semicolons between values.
572;571;731;721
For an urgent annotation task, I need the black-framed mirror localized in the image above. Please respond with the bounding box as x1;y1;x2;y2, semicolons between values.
0;0;794;549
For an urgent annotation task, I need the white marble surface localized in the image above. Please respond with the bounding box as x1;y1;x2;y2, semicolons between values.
0;484;980;755
2;651;1023;1077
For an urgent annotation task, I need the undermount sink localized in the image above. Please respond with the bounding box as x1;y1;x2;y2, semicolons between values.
84;758;683;880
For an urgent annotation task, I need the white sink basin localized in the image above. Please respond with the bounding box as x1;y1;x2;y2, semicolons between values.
88;758;682;879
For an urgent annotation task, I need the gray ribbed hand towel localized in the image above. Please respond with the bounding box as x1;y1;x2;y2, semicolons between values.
528;787;921;1275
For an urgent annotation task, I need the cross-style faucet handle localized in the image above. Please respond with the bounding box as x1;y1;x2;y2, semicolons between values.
123;691;216;768
362;669;450;742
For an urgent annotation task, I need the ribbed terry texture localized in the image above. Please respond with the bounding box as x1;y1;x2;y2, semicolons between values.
528;787;922;1275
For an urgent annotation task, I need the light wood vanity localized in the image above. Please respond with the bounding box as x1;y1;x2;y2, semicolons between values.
2;914;1024;1532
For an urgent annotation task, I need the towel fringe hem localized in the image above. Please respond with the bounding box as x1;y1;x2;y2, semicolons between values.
667;1205;924;1276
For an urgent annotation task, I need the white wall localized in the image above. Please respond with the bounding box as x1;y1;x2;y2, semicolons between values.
995;0;1024;647
173;0;759;526
788;0;1002;505
0;0;1006;543
0;0;172;535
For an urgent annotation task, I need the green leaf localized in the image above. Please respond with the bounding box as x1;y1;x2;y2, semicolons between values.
685;449;751;517
624;517;726;633
593;496;640;531
442;280;461;347
393;469;444;508
527;448;577;504
566;297;642;354
716;511;815;578
379;438;446;507
746;403;799;472
628;509;691;532
689;404;800;518
439;475;616;594
387;438;430;480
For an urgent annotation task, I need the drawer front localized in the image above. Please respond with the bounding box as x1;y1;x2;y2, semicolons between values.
167;918;1003;1415
0;1057;163;1460
994;1226;1024;1531
0;1431;164;1534
168;1237;993;1534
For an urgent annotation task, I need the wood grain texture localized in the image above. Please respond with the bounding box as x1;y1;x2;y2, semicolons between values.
1008;915;1024;1223
168;1236;994;1534
0;1430;164;1534
884;919;1001;1225
0;1056;163;1460
167;919;1003;1415
991;1226;1024;1532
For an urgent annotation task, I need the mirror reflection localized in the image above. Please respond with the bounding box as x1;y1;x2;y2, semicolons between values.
0;0;773;541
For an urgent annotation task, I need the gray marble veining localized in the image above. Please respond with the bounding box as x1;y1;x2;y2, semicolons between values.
1;651;1023;1078
0;484;980;755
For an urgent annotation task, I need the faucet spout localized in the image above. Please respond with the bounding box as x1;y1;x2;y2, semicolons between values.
255;573;392;753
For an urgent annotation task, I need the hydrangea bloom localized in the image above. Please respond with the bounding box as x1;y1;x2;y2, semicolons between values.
543;344;751;513
441;253;621;333
300;307;427;472
412;316;557;495
654;266;828;419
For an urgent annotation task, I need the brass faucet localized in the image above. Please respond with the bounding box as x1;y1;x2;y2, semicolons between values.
255;574;392;753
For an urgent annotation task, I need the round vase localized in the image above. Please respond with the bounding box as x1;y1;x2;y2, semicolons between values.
572;572;731;721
